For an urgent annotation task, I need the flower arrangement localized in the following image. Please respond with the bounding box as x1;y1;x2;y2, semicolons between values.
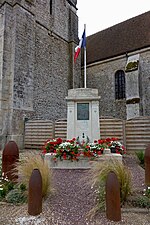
82;137;126;156
82;141;104;158
42;137;126;161
42;138;63;154
54;138;80;161
108;138;126;155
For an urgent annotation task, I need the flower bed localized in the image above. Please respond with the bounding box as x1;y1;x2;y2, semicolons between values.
42;137;126;163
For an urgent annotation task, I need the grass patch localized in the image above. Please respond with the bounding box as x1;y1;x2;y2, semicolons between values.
135;150;145;168
87;158;132;216
15;152;53;198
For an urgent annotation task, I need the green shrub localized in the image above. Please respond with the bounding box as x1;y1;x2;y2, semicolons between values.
143;186;150;198
135;150;145;168
0;176;14;200
6;189;27;204
0;154;27;203
0;186;7;199
19;183;26;192
130;195;150;208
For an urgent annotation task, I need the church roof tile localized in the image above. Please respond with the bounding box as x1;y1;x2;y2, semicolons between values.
85;11;150;65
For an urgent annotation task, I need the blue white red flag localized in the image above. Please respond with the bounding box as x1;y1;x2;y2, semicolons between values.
74;29;86;63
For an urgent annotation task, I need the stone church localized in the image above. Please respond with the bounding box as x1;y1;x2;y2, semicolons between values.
85;10;150;121
0;0;149;149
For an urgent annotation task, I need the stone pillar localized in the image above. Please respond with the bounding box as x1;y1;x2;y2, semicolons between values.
66;88;100;142
125;54;140;119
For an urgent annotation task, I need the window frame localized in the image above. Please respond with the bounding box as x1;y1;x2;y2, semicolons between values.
115;70;126;100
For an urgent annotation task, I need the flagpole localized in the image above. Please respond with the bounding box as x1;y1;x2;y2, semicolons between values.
84;24;86;88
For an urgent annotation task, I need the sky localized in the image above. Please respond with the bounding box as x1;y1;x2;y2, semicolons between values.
77;0;150;37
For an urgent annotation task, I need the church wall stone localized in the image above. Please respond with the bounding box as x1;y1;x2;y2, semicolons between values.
13;4;35;110
33;24;69;120
35;0;52;29
86;57;127;119
139;51;150;116
52;0;69;41
86;50;150;120
0;0;79;149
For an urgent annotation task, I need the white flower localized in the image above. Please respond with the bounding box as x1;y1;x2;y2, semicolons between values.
59;142;71;148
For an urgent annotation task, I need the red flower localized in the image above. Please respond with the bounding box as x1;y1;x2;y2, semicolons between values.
111;137;118;141
57;138;63;144
106;138;111;143
98;151;101;155
42;149;47;154
98;139;104;144
63;152;67;160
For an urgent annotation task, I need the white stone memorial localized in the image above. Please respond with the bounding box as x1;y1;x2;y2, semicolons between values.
66;88;100;142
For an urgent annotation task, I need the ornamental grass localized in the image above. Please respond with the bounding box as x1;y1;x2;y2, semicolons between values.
15;152;52;198
87;158;132;216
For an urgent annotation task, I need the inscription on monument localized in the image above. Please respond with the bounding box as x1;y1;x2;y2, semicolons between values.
77;103;89;120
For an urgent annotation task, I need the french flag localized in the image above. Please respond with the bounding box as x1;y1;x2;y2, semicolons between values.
74;29;86;63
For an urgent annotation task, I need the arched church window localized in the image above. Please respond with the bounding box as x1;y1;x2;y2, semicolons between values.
115;70;126;100
50;0;53;15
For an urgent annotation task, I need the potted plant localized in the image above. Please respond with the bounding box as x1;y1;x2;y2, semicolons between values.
54;138;80;161
108;139;126;155
42;138;63;154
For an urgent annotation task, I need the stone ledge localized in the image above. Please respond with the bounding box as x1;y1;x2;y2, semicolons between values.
44;153;122;169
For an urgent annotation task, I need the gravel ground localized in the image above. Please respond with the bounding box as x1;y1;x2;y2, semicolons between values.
0;154;150;225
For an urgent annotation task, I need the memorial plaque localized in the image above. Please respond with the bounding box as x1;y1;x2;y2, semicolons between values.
77;103;89;120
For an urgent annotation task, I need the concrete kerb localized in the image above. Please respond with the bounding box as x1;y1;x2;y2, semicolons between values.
121;207;150;213
44;153;123;169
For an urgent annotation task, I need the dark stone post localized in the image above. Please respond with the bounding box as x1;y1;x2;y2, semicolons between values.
2;140;19;181
145;143;150;186
28;169;42;216
106;171;121;222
